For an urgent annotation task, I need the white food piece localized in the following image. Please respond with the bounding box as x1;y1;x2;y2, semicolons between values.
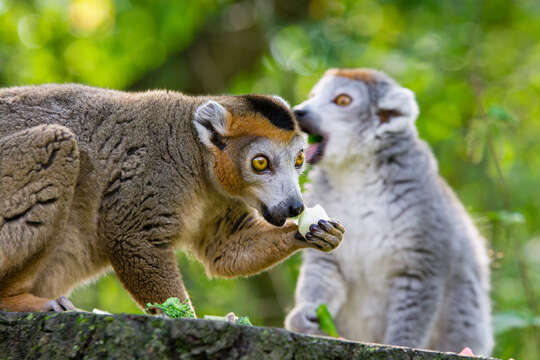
297;204;330;237
204;313;238;323
92;308;111;315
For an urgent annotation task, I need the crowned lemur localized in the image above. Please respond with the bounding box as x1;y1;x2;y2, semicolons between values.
0;84;344;313
285;69;493;355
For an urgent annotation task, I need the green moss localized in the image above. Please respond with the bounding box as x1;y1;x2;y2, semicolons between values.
145;298;194;319
236;316;252;326
42;312;59;321
25;313;33;321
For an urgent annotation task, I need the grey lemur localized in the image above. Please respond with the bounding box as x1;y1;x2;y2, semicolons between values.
0;84;345;313
285;69;493;355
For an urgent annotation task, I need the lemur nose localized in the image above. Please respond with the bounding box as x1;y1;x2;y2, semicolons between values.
289;202;305;218
293;109;307;118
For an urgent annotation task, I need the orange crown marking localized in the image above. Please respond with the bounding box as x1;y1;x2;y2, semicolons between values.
325;68;378;83
226;113;296;143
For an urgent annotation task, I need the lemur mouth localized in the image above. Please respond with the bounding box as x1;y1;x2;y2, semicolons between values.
305;134;328;164
297;114;328;164
261;203;287;227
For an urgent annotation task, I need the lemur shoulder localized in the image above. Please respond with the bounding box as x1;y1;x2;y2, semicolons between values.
0;84;344;313
285;69;493;355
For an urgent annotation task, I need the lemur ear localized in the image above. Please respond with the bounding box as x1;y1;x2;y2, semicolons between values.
272;95;290;108
193;100;229;150
376;87;419;128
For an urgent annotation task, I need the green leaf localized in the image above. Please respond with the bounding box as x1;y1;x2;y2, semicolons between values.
299;164;312;192
315;304;339;338
493;311;540;335
237;316;253;326
466;120;488;164
486;210;525;226
487;106;516;124
308;134;323;144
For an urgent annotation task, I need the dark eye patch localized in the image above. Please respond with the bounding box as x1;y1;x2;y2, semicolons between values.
243;95;295;131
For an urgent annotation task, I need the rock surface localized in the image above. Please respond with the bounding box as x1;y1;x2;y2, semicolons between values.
0;311;497;359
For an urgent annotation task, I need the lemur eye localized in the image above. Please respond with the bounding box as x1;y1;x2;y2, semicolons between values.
333;94;352;106
252;155;269;172
295;150;305;168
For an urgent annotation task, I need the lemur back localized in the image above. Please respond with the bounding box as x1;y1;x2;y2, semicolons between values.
285;69;492;355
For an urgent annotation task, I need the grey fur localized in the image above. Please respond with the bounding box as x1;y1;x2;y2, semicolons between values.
285;71;493;355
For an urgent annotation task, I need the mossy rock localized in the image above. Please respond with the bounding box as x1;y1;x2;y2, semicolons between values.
0;311;498;359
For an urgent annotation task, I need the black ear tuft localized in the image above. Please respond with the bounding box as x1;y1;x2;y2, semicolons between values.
243;95;295;131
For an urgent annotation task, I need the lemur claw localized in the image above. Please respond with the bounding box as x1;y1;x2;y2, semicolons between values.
304;218;344;252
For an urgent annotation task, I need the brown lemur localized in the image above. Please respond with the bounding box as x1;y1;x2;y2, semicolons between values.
0;84;345;313
285;69;493;355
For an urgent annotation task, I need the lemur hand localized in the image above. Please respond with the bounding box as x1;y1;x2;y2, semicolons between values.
296;219;344;252
285;303;324;335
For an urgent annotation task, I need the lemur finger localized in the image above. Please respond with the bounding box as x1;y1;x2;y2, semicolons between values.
329;219;346;233
305;233;335;252
57;296;76;311
305;233;326;250
317;231;341;249
309;224;326;237
306;312;319;322
318;220;341;237
322;234;341;250
309;224;340;245
43;299;63;312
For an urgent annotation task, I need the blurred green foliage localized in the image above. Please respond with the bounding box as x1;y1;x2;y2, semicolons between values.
1;0;539;358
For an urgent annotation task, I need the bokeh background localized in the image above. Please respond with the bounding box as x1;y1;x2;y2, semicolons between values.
1;0;539;358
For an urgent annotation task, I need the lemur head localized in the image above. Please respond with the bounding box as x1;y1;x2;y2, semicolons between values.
293;68;419;165
193;95;305;227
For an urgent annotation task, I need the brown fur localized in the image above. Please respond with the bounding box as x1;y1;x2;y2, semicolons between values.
325;68;378;83
0;84;342;313
213;150;245;196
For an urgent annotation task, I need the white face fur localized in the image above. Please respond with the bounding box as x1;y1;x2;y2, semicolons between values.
293;75;419;166
240;134;306;226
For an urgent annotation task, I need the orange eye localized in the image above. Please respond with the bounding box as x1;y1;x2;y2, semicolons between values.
295;151;305;168
333;94;352;106
252;156;269;172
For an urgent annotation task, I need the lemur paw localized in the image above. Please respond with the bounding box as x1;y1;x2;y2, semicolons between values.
41;296;77;312
299;219;344;252
285;304;324;335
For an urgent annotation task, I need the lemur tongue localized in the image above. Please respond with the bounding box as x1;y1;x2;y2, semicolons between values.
305;143;321;163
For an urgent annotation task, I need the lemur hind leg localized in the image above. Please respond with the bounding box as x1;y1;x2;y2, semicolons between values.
0;124;80;312
431;272;493;355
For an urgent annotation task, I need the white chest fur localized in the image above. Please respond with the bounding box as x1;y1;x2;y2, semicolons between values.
305;163;395;341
